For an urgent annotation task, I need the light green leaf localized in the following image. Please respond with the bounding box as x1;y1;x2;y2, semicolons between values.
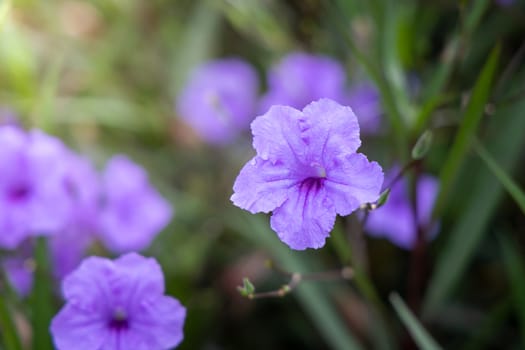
474;140;525;214
433;44;500;217
390;293;442;350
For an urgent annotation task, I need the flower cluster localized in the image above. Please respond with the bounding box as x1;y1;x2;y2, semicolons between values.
0;126;172;295
231;99;384;250
176;53;382;145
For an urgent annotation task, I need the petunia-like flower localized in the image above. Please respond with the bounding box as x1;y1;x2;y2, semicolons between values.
346;82;382;134
365;169;439;249
176;58;259;144
258;52;347;113
0;126;73;249
50;253;186;350
231;98;384;250
98;156;172;253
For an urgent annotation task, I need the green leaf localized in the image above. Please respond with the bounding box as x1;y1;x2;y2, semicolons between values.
31;237;54;350
474;140;525;214
433;44;500;217
500;234;525;347
423;98;525;316
0;275;22;350
411;130;433;160
229;212;364;350
376;188;391;209
389;293;442;350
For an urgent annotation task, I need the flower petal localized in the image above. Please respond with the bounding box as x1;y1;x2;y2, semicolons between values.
231;156;299;213
251;105;307;164
50;304;107;350
270;181;336;250
302;98;361;162
324;153;384;216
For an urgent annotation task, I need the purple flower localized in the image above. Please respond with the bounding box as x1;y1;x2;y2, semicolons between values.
50;154;101;280
176;58;259;144
231;98;384;250
0;127;73;249
346;83;382;134
259;52;347;113
98;156;172;253
50;253;186;350
365;170;439;249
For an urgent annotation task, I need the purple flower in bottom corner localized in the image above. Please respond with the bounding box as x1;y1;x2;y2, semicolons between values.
231;98;384;250
50;253;186;350
365;170;439;249
98;155;173;253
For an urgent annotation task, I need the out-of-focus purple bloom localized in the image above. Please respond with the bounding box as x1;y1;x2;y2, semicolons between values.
365;169;439;249
231;98;384;250
50;253;186;350
176;58;259;144
259;53;347;113
50;155;101;280
98;156;172;253
346;83;382;134
0;127;73;249
496;0;514;6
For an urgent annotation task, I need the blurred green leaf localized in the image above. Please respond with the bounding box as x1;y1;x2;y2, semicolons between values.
423;98;525;316
411;130;433;160
0;274;22;350
433;44;500;217
170;0;221;96
229;212;364;350
31;238;54;350
0;0;10;31
376;188;391;209
474;140;525;214
390;293;442;350
500;235;525;348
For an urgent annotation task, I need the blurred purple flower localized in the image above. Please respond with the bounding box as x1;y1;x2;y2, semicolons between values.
231;99;383;250
259;52;347;113
50;154;101;280
365;169;439;249
346;83;382;134
0;127;73;249
176;58;259;144
50;253;186;350
0;107;19;126
98;155;172;253
496;0;514;6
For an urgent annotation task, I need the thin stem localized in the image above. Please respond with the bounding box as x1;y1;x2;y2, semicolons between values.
244;265;354;300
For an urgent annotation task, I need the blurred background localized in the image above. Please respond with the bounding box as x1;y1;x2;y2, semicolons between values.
1;0;525;349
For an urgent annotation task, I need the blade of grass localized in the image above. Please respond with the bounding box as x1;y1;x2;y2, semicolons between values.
229;212;364;350
500;234;525;348
474;140;525;214
31;237;54;350
423;98;525;316
390;293;442;350
432;44;500;217
0;277;22;350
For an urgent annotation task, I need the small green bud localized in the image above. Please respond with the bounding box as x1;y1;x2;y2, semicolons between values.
376;188;391;209
237;277;255;297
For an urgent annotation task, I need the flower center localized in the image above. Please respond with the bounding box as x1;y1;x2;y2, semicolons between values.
310;162;327;178
108;307;129;331
7;184;31;203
